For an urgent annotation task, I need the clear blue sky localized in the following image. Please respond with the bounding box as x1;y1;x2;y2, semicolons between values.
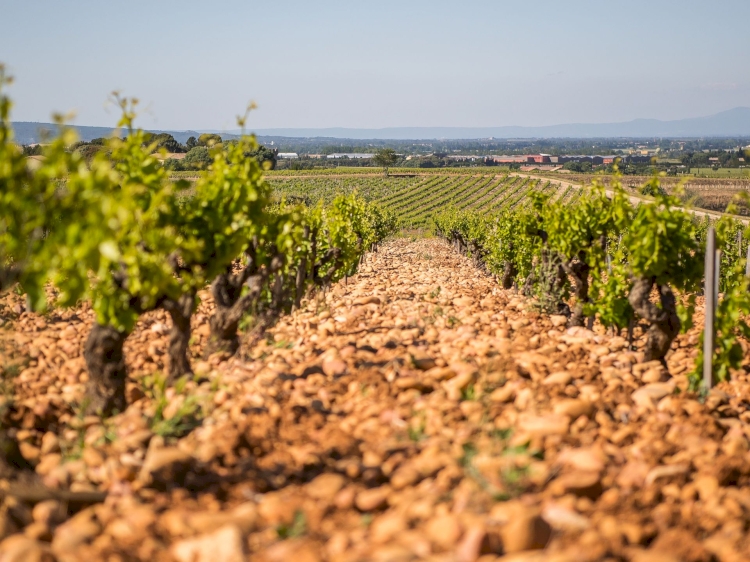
2;0;749;131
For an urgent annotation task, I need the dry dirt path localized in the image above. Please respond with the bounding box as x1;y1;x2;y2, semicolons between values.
2;239;750;561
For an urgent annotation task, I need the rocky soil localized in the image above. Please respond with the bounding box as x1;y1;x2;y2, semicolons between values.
1;238;750;561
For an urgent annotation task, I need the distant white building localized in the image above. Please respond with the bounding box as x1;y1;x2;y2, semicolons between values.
326;153;374;159
278;153;299;159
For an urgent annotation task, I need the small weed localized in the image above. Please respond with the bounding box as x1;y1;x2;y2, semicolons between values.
423;253;433;260
499;464;530;499
94;420;119;448
277;510;307;539
461;439;533;501
446;315;460;328
408;414;427;442
697;385;709;404
360;384;370;397
433;306;443;317
209;378;222;393
461;384;477;401
273;339;294;349
459;442;478;468
142;373;204;440
61;434;85;462
360;513;373;527
61;399;90;461
428;286;441;299
491;428;513;441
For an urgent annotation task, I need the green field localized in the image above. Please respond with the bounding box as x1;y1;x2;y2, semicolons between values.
690;168;750;178
268;171;572;228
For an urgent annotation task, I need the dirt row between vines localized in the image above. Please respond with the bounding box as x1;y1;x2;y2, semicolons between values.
2;238;750;561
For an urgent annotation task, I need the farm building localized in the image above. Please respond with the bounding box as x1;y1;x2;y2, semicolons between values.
326;153;374;159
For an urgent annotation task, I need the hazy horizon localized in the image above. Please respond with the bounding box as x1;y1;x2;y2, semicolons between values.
3;0;749;131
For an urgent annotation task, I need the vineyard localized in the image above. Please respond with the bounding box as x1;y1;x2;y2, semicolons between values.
269;173;571;229
6;75;750;561
538;173;750;215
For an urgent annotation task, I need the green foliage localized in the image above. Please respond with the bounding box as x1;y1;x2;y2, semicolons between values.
694;274;750;386
372;147;398;176
623;178;703;291
563;161;592;173
276;510;307;539
434;172;741;369
42;97;190;332
185;130;272;281
147;132;184;153
142;373;204;439
0;77;398;413
184;146;211;169
0;65;78;306
691;208;750;386
544;184;629;268
197;133;222;147
246;144;278;170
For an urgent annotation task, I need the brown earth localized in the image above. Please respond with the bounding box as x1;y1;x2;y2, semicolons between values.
1;238;750;561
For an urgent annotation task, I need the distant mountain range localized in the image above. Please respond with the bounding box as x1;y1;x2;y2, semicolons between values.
10;123;209;145
12;107;750;143
246;108;750;139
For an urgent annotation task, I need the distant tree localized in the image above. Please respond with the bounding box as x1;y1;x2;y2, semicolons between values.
184;146;211;169
22;144;42;156
563;161;592;173
198;133;222;147
75;144;107;164
186;136;197;149
373;148;398;177
247;144;278;170
149;133;185;153
163;158;187;171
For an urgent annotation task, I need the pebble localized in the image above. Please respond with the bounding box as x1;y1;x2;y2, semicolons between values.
499;507;552;553
425;514;462;550
171;525;245;562
355;487;390;512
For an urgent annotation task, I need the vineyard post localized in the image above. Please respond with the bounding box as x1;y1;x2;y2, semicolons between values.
746;242;750;277
704;227;716;390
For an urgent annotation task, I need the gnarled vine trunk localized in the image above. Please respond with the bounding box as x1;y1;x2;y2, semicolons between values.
523;249;569;315
205;268;263;359
204;241;264;358
164;293;195;382
468;241;486;271
84;323;128;415
628;276;680;364
294;226;310;309
0;265;21;294
0;431;34;478
501;261;517;289
563;256;591;327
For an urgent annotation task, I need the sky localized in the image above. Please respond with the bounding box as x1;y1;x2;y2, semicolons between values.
2;0;749;132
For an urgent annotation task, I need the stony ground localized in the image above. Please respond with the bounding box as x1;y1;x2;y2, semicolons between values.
2;238;750;562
